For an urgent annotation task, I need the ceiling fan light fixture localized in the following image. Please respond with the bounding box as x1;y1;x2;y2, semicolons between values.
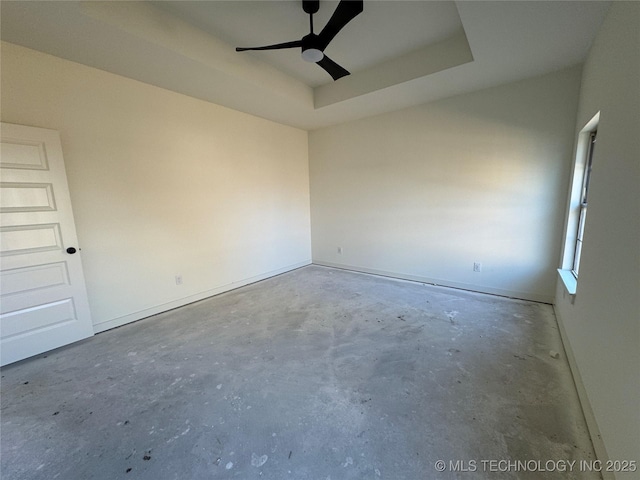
302;47;323;63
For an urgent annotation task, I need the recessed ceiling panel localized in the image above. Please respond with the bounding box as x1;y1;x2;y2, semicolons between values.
153;1;463;87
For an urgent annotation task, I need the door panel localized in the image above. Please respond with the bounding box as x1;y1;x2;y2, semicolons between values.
1;262;70;296
1;223;63;255
0;141;49;170
1;123;93;366
2;298;77;339
0;182;56;212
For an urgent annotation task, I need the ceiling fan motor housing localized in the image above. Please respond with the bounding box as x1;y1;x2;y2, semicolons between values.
301;34;324;62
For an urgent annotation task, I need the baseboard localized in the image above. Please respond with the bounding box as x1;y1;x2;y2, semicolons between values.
313;261;554;304
553;304;614;480
93;260;312;334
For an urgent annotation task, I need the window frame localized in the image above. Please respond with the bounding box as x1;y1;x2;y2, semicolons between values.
558;112;599;296
571;129;596;278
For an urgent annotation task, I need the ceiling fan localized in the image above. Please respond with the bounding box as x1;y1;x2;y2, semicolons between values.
235;0;364;81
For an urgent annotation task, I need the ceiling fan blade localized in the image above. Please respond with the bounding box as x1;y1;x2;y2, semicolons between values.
236;40;302;52
317;0;363;50
317;55;350;81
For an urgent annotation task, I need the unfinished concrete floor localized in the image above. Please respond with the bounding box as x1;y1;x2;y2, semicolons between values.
1;266;599;480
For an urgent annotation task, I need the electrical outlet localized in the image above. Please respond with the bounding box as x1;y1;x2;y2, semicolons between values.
473;262;482;272
337;246;343;254
175;275;183;285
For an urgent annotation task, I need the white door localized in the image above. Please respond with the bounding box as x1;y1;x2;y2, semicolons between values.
0;123;93;366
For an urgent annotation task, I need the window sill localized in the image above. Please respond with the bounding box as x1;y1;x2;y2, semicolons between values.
557;269;577;295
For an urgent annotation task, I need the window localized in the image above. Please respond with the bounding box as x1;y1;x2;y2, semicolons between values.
572;130;596;276
558;112;599;295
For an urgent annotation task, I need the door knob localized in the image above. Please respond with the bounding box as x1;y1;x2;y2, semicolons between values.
66;247;77;254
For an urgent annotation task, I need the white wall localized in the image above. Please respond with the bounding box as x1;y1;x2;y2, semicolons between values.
554;3;640;478
310;67;582;303
1;42;311;332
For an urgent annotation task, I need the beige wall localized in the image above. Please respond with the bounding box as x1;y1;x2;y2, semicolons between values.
310;66;582;303
1;42;311;331
554;3;640;477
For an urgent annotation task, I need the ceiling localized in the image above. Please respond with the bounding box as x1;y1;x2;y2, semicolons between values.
1;1;611;130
